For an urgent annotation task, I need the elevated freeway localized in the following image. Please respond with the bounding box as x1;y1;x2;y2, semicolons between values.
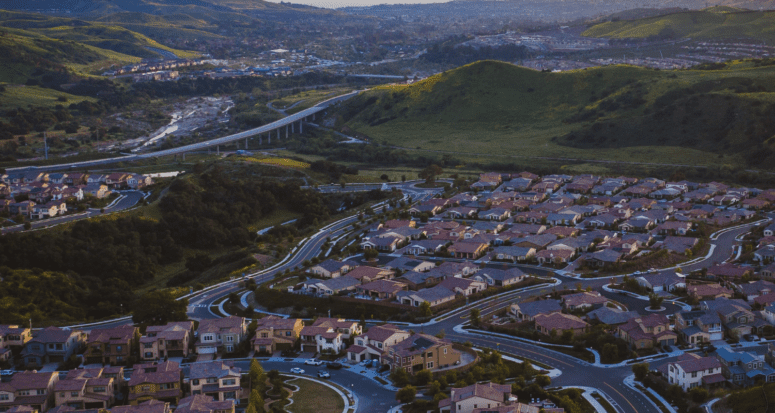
7;90;362;173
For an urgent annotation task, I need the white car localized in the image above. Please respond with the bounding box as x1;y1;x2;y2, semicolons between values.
290;367;305;374
317;371;330;378
304;359;324;366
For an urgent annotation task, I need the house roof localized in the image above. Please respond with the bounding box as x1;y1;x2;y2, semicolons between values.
450;382;511;403
314;259;351;273
128;361;181;386
176;395;234;413
513;299;562;318
480;267;525;282
346;266;393;281
534;313;588;331
586;307;640;325
8;371;55;390
362;324;407;343
358;279;407;294
392;333;452;357
189;361;240;380
87;324;137;345
317;276;361;292
197;316;244;335
562;291;607;307
30;326;78;343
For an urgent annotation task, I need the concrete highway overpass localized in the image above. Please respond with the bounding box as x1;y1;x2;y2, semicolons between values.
7;90;362;173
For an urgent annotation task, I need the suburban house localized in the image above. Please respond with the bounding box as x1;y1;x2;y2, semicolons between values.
665;353;724;391
510;299;562;322
561;291;608;311
309;318;362;339
84;325;139;365
706;263;753;280
299;326;345;355
533;313;588;336
387;334;460;374
127;361;182;405
736;280;775;302
175;394;234;413
438;382;516;413
303;276;360;296
396;286;457;307
636;271;686;293
0;371;59;412
687;284;733;300
347;324;410;363
189;361;242;401
617;314;676;349
345;266;395;283
54;368;115;409
0;325;31;363
397;271;445;290
356;279;408;300
585;307;640;326
21;327;85;367
384;257;435;273
438;277;487;296
111;400;171;413
716;347;775;387
140;322;195;361
447;242;488;260
251;316;303;355
195;317;247;356
492;246;536;262
674;311;723;345
473;268;526;287
535;249;574;265
308;260;354;278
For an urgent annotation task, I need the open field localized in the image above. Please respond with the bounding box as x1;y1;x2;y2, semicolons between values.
286;379;345;413
0;85;98;110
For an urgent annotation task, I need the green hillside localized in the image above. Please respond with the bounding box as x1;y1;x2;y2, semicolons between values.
582;7;775;42
336;60;775;169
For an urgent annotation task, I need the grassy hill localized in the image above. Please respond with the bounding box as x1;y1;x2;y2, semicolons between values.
583;7;775;42
0;10;200;84
336;59;775;169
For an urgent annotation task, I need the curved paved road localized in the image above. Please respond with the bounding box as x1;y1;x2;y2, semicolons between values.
1;190;146;235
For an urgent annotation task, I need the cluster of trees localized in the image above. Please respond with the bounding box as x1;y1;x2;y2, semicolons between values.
0;267;137;325
420;36;531;67
310;160;359;181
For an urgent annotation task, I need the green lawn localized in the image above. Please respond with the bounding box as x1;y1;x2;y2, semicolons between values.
0;85;97;110
287;379;345;413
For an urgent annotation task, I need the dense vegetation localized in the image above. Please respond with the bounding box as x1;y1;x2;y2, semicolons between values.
418;35;531;68
334;59;775;169
0;163;368;324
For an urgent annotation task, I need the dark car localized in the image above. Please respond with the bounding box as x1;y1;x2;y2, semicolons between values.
378;364;390;373
326;362;343;369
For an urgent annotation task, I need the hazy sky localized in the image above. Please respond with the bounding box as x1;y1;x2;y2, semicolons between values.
265;0;452;8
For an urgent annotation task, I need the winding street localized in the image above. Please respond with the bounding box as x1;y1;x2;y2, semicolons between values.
48;182;762;413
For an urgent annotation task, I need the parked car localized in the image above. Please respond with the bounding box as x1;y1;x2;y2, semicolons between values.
378;364;390;373
290;367;305;374
281;349;297;357
326;362;343;370
304;359;324;366
317;371;330;379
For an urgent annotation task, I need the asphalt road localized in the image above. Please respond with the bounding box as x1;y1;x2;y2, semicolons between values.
1;190;146;235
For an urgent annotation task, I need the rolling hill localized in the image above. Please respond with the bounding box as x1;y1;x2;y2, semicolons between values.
335;60;775;169
583;7;775;42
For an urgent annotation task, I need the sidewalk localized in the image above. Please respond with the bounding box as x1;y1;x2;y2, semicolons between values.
623;374;677;413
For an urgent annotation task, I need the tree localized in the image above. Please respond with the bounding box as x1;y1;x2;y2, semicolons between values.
418;164;443;184
560;329;574;344
363;248;379;260
250;359;265;387
688;387;708;403
648;293;664;310
415;370;432;386
390;368;410;387
535;375;551;387
249;389;264;412
632;362;650;382
419;301;432;317
380;174;389;181
396;385;417;403
23;222;31;230
470;308;481;326
131;291;188;325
